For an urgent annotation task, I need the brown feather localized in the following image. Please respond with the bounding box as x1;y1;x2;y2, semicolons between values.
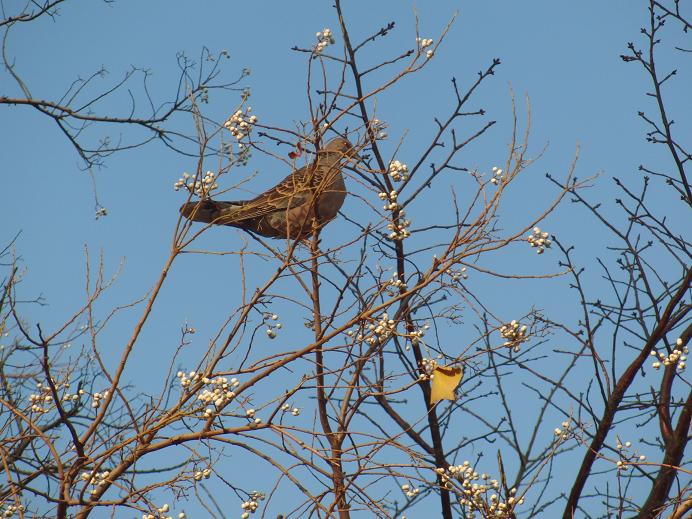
180;137;357;239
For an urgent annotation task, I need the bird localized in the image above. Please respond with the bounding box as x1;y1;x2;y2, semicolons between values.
180;137;358;239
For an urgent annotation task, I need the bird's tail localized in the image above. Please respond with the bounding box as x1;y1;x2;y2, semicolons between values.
179;199;244;225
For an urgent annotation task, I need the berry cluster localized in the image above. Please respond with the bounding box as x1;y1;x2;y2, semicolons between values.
527;227;552;254
29;381;83;414
365;312;398;345
281;402;301;416
379;189;399;211
417;37;434;59
81;470;111;496
141;503;176;519
315;28;335;54
240;491;265;518
384;274;408;296
437;461;523;518
553;419;572;441
379;190;412;241
650;338;687;371
489;166;506;185
224;107;258;143
401;483;420;499
91;390;110;409
446;267;468;282
173;171;219;197
410;324;430;347
614;438;647;472
264;313;282;339
420;357;438;379
196;376;240;409
193;468;212;481
176;370;201;389
244;407;262;426
369;117;388;140
388;160;409;182
500;320;528;352
1;504;25;518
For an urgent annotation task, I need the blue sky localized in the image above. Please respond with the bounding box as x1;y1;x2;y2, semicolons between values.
4;0;662;330
2;1;689;517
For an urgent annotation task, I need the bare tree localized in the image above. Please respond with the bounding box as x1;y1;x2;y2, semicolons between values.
1;0;245;216
1;1;689;519
554;2;691;517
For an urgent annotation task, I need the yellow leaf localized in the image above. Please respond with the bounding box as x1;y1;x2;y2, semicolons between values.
429;365;463;404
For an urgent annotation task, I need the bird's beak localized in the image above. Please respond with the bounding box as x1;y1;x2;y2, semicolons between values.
349;148;365;166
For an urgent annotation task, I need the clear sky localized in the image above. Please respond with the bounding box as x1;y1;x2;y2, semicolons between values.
4;1;669;337
2;1;688;517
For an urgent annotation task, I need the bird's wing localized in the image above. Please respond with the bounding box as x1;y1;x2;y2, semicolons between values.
219;162;316;222
213;144;351;223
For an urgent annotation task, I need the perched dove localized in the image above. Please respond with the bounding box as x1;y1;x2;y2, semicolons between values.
180;137;357;239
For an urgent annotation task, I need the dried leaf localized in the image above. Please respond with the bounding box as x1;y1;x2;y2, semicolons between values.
429;365;463;404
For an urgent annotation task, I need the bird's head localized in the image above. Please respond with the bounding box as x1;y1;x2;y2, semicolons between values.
323;137;362;163
324;136;353;153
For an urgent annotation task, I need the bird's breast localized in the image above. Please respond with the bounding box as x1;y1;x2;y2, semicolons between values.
316;173;346;220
